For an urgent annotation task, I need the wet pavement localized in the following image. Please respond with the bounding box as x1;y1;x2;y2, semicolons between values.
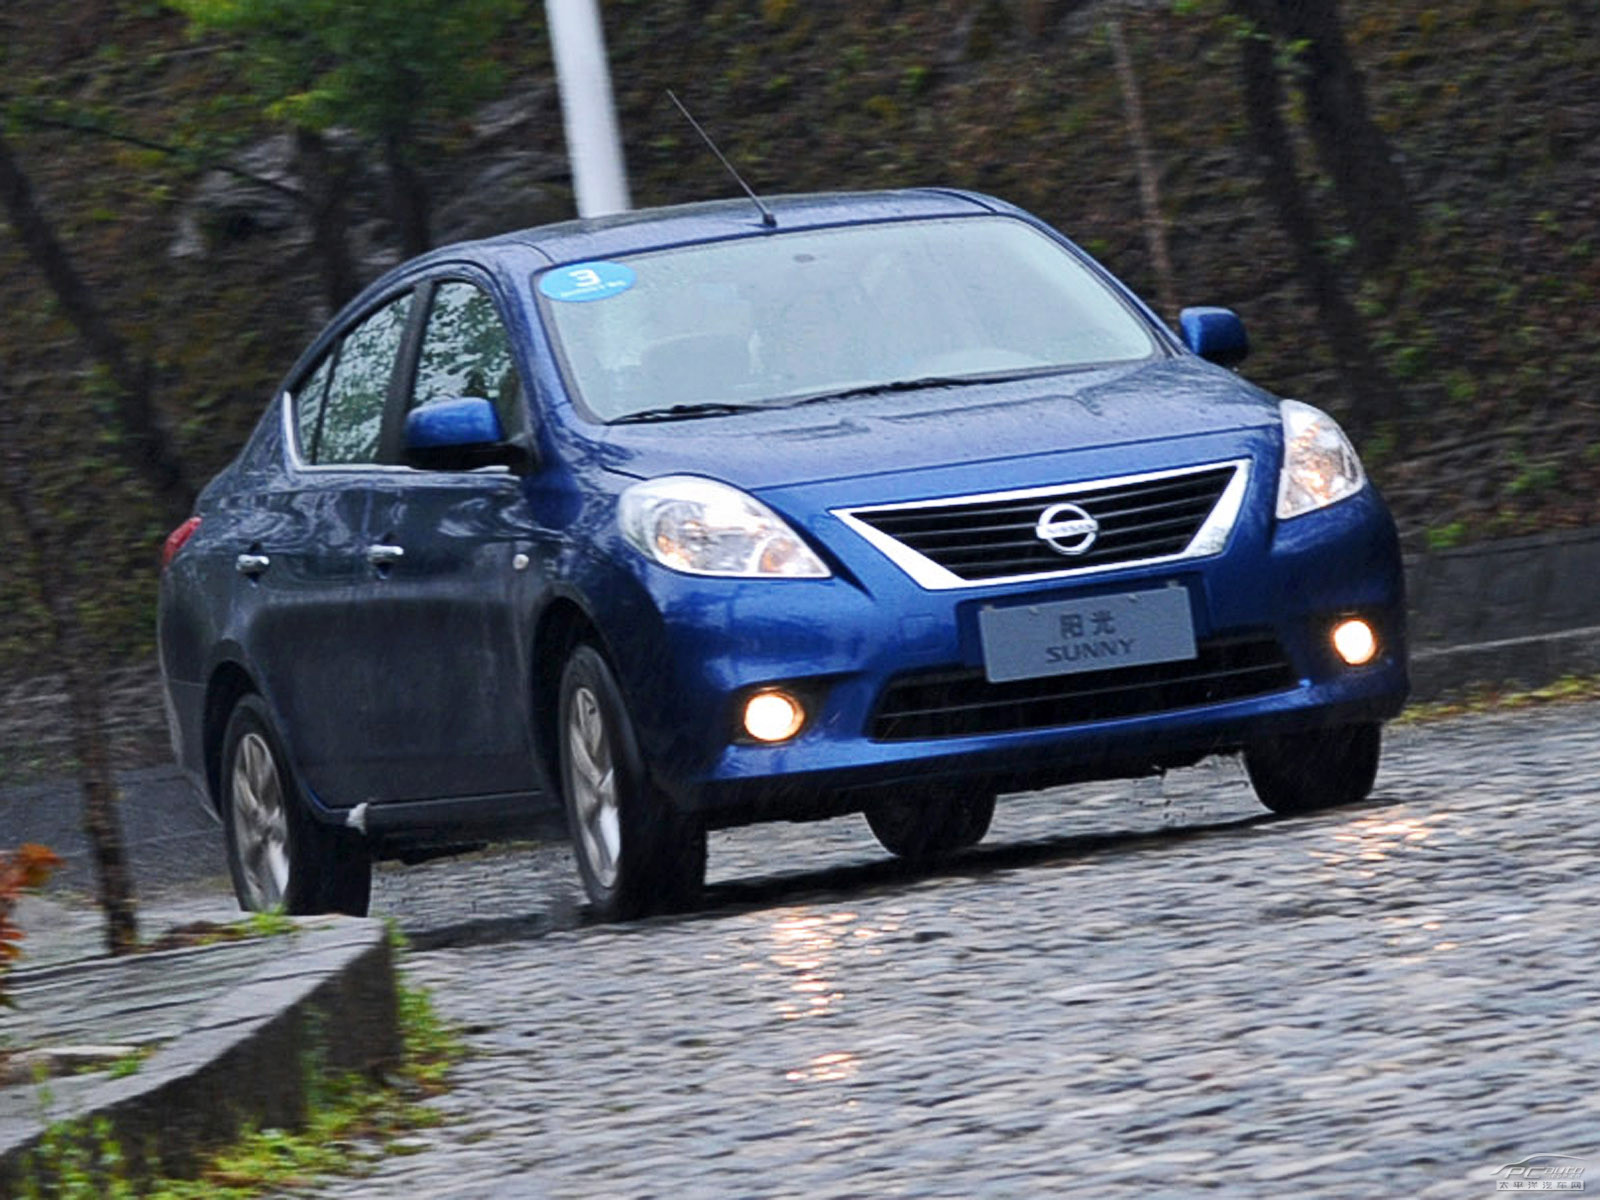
279;703;1600;1198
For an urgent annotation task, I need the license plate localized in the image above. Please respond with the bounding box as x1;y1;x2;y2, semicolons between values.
977;587;1197;684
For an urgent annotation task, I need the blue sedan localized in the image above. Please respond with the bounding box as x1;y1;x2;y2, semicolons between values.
157;189;1408;919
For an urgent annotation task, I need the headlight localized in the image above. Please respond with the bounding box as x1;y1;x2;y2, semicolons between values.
1276;399;1366;519
618;476;830;578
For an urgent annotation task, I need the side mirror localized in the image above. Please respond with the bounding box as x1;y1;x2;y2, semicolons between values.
1179;307;1249;368
403;397;537;474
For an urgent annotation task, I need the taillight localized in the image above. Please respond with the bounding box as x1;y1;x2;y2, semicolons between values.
162;516;202;569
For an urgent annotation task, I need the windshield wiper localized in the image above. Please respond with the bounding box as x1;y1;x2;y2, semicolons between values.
612;370;1052;422
610;401;768;424
782;373;1037;408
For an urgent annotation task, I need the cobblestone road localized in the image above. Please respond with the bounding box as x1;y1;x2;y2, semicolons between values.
303;705;1600;1198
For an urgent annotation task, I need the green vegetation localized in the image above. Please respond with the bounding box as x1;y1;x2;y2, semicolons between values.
103;1050;149;1081
18;979;461;1198
241;907;296;939
1399;674;1600;724
173;0;522;262
172;0;518;138
65;1047;153;1080
1424;521;1467;551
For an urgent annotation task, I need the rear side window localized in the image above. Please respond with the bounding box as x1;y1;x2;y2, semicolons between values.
410;282;522;432
316;293;413;464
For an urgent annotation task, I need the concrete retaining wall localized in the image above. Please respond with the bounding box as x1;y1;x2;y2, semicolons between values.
1406;526;1600;699
0;917;399;1190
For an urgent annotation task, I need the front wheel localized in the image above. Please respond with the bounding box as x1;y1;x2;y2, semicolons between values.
558;644;706;920
1245;722;1382;816
220;694;371;916
865;788;995;861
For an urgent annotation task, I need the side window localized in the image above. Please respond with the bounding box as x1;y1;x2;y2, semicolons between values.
410;282;521;432
292;353;333;461
317;293;413;464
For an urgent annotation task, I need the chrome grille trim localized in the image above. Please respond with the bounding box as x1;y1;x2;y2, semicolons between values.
832;459;1250;591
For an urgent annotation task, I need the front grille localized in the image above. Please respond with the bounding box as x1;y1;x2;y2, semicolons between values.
846;463;1238;584
870;635;1296;741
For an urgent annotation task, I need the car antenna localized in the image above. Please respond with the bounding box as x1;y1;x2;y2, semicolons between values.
667;89;777;228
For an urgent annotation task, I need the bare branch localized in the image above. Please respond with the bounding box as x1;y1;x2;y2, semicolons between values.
1106;18;1178;320
10;105;308;204
0;129;197;524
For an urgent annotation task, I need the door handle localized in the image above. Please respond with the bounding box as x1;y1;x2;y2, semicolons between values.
235;553;270;576
366;543;405;568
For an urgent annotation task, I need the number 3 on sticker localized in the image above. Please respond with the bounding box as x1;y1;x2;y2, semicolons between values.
540;261;637;303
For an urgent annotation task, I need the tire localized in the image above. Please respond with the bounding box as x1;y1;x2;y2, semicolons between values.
220;694;371;916
865;787;995;861
558;644;706;919
1245;722;1382;816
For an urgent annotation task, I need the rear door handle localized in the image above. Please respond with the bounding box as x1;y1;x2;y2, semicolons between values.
366;544;405;568
235;553;270;576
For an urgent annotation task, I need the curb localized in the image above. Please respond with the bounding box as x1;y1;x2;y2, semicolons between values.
1403;527;1600;701
0;917;399;1190
1408;624;1600;702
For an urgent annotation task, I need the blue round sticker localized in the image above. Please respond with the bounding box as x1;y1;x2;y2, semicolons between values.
539;261;636;303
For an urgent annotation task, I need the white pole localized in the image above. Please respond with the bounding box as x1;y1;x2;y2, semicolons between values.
545;0;632;218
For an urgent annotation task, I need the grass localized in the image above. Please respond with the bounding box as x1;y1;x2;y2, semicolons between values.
1398;673;1600;724
103;1052;147;1081
65;1048;151;1080
135;907;299;955
241;908;297;939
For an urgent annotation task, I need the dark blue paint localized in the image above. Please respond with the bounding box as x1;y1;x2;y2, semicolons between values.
1180;306;1251;368
404;397;506;452
157;189;1408;855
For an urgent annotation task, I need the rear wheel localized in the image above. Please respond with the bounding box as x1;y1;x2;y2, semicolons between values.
1245;722;1382;816
558;645;706;919
220;694;371;916
865;787;995;861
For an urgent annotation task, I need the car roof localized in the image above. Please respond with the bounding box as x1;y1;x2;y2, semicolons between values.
454;187;1007;268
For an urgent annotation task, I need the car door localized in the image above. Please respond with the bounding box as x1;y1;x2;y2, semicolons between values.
243;289;415;810
348;275;550;804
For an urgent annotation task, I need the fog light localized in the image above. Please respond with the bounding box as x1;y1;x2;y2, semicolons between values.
743;690;806;743
1332;618;1378;667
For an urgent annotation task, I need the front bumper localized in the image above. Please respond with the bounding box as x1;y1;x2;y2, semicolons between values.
591;475;1408;826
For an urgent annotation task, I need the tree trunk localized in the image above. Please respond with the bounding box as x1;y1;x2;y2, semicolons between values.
1234;6;1397;437
0;131;197;528
0;383;138;956
294;128;360;312
383;133;432;259
1106;19;1178;320
1258;0;1414;269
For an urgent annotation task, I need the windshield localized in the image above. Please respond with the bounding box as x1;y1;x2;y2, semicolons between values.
536;216;1161;423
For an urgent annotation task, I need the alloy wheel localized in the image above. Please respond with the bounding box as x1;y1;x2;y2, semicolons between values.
567;685;621;889
229;731;291;909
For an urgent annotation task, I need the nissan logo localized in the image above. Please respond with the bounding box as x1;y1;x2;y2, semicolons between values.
1035;502;1100;556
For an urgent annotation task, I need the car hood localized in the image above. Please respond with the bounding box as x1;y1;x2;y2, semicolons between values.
595;357;1281;492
